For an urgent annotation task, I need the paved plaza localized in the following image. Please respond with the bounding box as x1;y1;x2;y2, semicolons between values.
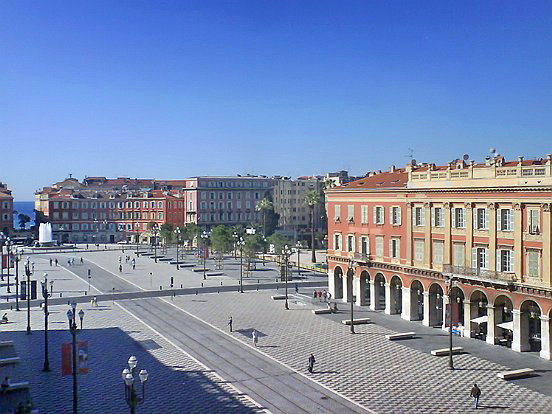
1;248;552;413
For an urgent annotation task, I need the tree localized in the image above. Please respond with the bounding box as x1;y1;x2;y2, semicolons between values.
159;223;174;244
18;214;31;230
305;190;320;263
255;198;274;237
183;223;201;246
210;225;233;254
267;233;288;254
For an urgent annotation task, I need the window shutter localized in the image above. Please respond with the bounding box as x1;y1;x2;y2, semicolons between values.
509;209;514;231
484;248;489;269
382;207;385;224
510;250;515;273
472;248;477;269
397;207;401;225
389;239;393;257
473;208;478;230
496;209;501;231
412;208;416;225
373;207;377;224
421;208;425;226
431;208;435;227
389;207;393;223
452;208;456;228
496;250;501;272
484;209;489;229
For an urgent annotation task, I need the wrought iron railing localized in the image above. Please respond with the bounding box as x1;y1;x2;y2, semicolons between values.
442;264;517;283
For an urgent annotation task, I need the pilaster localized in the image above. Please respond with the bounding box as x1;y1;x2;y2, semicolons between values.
369;280;376;311
422;292;431;326
488;203;497;271
384;283;392;315
465;202;474;268
540;315;551;360
424;202;432;268
401;287;412;321
486;305;496;345
514;203;523;278
443;203;451;266
463;300;472;338
543;204;551;286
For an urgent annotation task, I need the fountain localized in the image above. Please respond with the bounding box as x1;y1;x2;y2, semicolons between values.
38;223;55;247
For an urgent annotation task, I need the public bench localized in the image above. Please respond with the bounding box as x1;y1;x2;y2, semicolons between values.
385;332;416;341
341;318;371;325
271;295;287;300
193;268;209;272
312;308;332;315
430;347;464;356
0;357;20;366
497;368;535;380
206;272;224;276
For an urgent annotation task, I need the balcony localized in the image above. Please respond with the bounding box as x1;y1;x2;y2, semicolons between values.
442;264;517;285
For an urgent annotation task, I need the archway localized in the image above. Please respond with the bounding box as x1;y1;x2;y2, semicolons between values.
514;300;542;352
410;280;424;321
449;286;465;334
360;270;370;306
333;266;344;299
469;290;488;341
493;295;514;348
389;275;402;314
374;273;386;310
429;283;444;327
346;266;355;303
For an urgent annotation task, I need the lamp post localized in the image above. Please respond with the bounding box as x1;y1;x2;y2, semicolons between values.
14;250;21;311
122;355;149;414
445;277;457;370
238;238;245;293
232;232;238;259
347;258;358;334
25;259;32;334
0;232;5;282
200;231;209;280
151;224;159;263
281;245;292;310
295;241;302;277
174;228;181;270
67;303;84;414
41;273;52;372
5;237;11;293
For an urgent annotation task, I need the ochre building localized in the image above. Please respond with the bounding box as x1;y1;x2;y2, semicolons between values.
326;155;552;360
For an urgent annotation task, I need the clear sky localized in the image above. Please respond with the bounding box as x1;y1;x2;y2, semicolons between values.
1;1;551;200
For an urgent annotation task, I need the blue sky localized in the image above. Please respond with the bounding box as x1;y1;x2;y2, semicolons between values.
1;1;551;200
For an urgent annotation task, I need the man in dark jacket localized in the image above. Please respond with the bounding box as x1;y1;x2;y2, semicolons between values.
308;354;316;373
470;383;481;409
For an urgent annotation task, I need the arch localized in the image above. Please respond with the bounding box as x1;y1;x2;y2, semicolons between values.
449;285;465;329
333;266;344;300
409;280;425;322
516;300;542;353
428;283;444;327
491;294;514;348
469;290;489;341
389;275;402;315
373;273;386;310
360;270;370;306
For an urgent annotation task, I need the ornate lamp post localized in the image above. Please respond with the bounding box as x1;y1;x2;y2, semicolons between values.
295;241;302;277
281;245;292;310
41;273;52;372
174;228;181;270
67;302;85;413
232;232;238;259
200;231;209;280
122;355;149;414
347;258;358;334
151;224;159;263
238;238;245;293
0;232;5;282
5;237;12;293
445;276;458;370
25;258;32;334
14;250;21;311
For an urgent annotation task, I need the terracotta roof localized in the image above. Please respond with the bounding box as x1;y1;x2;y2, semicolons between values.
333;169;408;190
0;192;12;199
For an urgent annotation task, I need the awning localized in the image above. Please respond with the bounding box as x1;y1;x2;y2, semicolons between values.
497;321;514;331
471;315;488;324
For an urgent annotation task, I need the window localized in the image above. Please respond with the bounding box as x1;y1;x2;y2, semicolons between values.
413;207;424;226
390;238;400;258
496;249;514;272
347;205;354;222
361;206;368;224
472;247;488;270
527;250;540;277
453;243;465;267
432;207;444;227
498;208;513;231
374;206;384;224
432;240;444;264
474;208;488;230
414;239;424;262
72;223;79;230
452;207;465;228
375;236;384;257
360;236;369;255
334;233;342;251
334;205;341;221
158;212;163;220
528;209;540;234
391;207;401;225
347;235;355;252
158;201;163;208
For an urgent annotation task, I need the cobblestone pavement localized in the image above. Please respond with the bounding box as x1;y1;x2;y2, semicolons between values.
170;291;552;414
2;301;266;413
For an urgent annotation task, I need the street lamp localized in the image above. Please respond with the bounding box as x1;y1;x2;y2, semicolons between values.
445;277;458;370
200;231;209;280
41;273;52;372
174;228;181;270
295;241;302;277
25;259;32;334
232;232;238;259
347;258;358;334
238;238;245;293
67;302;85;413
14;250;21;311
5;237;12;293
151;224;159;263
122;355;149;414
281;245;292;310
0;232;5;282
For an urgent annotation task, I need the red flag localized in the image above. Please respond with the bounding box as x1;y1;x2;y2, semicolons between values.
61;343;72;376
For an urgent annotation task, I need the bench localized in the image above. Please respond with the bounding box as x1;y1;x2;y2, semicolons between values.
386;332;416;341
206;272;224;276
312;308;332;315
0;357;20;366
271;295;287;300
193;268;209;272
497;368;535;380
3;381;30;392
178;263;195;268
430;347;464;356
341;318;371;325
0;341;14;347
140;253;153;256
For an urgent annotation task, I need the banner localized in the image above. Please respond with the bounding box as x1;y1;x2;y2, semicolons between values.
78;341;89;374
61;341;89;376
61;343;72;376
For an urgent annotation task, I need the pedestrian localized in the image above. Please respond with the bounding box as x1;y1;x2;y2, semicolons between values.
308;354;316;373
1;376;9;394
67;259;71;266
313;290;317;302
132;263;136;270
227;316;233;332
49;258;52;267
323;290;327;302
295;283;299;293
118;256;122;264
317;290;322;302
252;329;258;347
119;264;122;273
80;257;83;264
470;383;481;409
93;296;98;307
327;291;332;302
55;258;58;267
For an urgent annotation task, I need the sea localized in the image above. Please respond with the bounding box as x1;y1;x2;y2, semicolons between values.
13;201;35;229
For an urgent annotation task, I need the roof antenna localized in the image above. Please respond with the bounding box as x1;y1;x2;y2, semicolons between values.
405;148;414;160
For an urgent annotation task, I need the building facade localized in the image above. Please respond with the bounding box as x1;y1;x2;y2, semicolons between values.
326;155;552;360
0;182;13;235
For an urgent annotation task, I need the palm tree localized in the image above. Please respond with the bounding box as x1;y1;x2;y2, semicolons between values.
255;198;274;237
305;190;320;263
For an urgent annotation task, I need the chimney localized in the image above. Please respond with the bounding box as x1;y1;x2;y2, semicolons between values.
518;156;524;166
389;165;396;173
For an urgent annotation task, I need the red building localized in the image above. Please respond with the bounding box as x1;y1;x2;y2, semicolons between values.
0;182;13;236
326;155;552;360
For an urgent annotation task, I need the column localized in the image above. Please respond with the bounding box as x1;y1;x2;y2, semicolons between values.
369;280;376;311
406;203;413;266
424;202;432;268
355;277;364;306
328;268;336;299
463;300;472;338
384;283;392;315
486;305;496;345
441;294;449;331
488;203;497;271
512;309;530;352
465;203;473;268
542;204;551;286
540;315;551;360
422;292;431;326
401;287;412;320
514;203;523;278
444;203;452;266
342;274;351;304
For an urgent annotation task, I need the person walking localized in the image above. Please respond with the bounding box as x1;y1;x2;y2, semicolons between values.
118;256;122;264
470;383;481;409
252;329;258;347
323;290;327;302
54;259;58;267
227;316;233;332
119;264;122;273
49;258;52;267
308;354;316;373
313;290;317;302
80;257;83;264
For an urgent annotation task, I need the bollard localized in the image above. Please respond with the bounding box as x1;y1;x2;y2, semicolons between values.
257;279;259;284
218;289;220;294
195;290;198;295
221;281;223;286
160;286;162;290
10;305;12;310
60;293;62;298
201;283;203;287
256;286;258;291
181;284;183;288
